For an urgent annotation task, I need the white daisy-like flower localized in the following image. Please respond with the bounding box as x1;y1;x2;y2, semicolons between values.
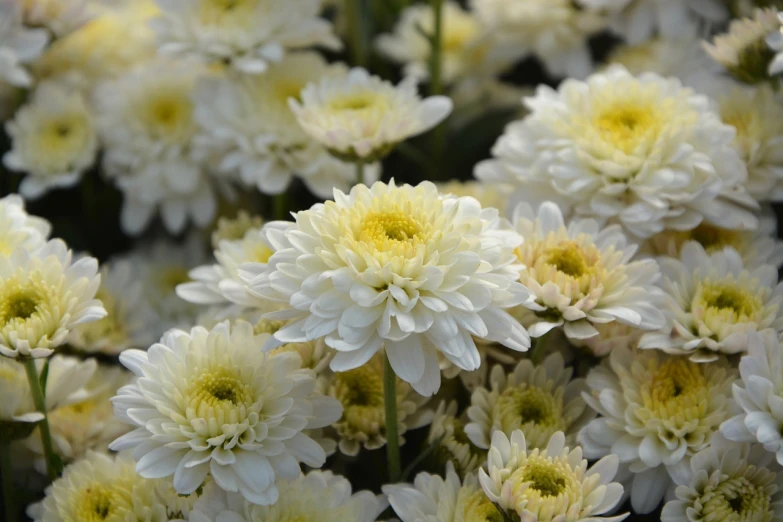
177;222;280;319
640;242;783;361
25;365;132;466
0;194;50;258
189;470;386;522
715;83;783;201
68;260;157;356
721;329;783;466
579;345;736;514
512;202;665;340
427;401;485;476
0;238;105;359
193;52;361;198
578;0;728;45
210;211;264;248
94;58;215;235
376;2;511;85
661;434;783;522
27;451;168;522
705;7;780;83
247;180;532;396
0;0;48;87
643;215;783;269
326;351;432;456
476;66;759;239
469;0;607;79
465;352;594;452
110;320;343;505
479;430;627;522
155;478;208;521
290;69;453;161
4;82;98;200
150;0;341;74
385;462;502;522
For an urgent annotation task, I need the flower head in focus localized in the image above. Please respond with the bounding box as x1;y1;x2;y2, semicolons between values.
0;239;105;359
579;345;736;513
704;7;780;83
326;351;432;456
150;0;341;74
4;82;98;200
661;434;783;522
476;66;759;239
110;320;343;505
0;194;50;258
640;242;783;361
512;202;665;340
465;352;594;452
290;69;452;161
0;0;48;87
479;430;627;522
189;470;385;522
384;462;502;522
248;180;532;396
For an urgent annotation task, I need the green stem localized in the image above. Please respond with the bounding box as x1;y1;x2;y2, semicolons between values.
383;352;401;483
23;359;57;481
273;192;288;221
0;444;16;522
355;160;365;186
530;330;554;365
346;0;368;67
429;0;446;179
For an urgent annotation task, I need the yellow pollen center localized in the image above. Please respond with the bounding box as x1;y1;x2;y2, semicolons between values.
522;461;567;497
195;374;244;405
645;358;707;414
495;386;565;449
702;473;773;521
688;224;740;253
359;212;423;246
595;102;659;154
332;362;390;442
327;91;387;114
275;81;305;105
545;243;589;277
158;267;191;293
701;284;759;317
142;94;193;143
0;284;46;328
76;485;115;522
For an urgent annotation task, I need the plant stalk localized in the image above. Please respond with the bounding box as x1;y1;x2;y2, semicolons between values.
23;359;57;481
346;0;369;67
429;0;446;178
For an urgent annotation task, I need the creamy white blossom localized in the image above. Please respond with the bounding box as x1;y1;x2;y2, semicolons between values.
0;194;50;258
0;0;48;87
0;239;105;359
110;320;343;505
479;430;627;522
579;345;736;514
150;0;341;74
290;68;452;161
189;470;386;522
640;242;783;361
4;82;98;200
427;401;485;476
512;202;665;340
476;66;759;239
247;180;532;396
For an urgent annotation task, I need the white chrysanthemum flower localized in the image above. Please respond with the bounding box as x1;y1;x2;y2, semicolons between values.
118;234;208;338
4;82;98;200
155;478;208;521
427;401;485;476
177;222;280;319
436;180;512;218
33;0;158;90
26;365;131;466
479;430;627;522
194;52;361;198
22;0;94;36
150;0;340;74
211;211;264;248
469;0;607;79
661;434;783;522
326;351;432;456
578;0;727;45
705;7;780;83
95;58;215;235
248;180;532;396
189;470;386;522
0;0;48;87
290;69;453;161
27;451;168;522
512;202;665;340
476;66;759;239
0;239;105;359
376;2;510;85
643;216;783;269
110;320;343;505
68;260;157;356
385;462;502;522
640;242;783;361
715;84;783;201
0;194;50;258
465;352;594;453
579;345;736;514
721;329;783;466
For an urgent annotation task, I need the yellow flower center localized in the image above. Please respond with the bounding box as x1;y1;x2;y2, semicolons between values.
0;277;54;333
701;474;773;521
504;452;584;520
254;319;286;336
199;0;255;26
74;484;117;521
275;81;305;105
191;371;250;407
357;211;429;260
688;224;742;254
522;460;567;497
327;91;387;113
158;267;191;293
495;386;566;449
334;364;385;434
249;244;273;264
594;102;661;154
645;358;706;411
545;243;589;277
458;488;504;522
141;92;194;144
34;113;91;173
693;281;763;328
